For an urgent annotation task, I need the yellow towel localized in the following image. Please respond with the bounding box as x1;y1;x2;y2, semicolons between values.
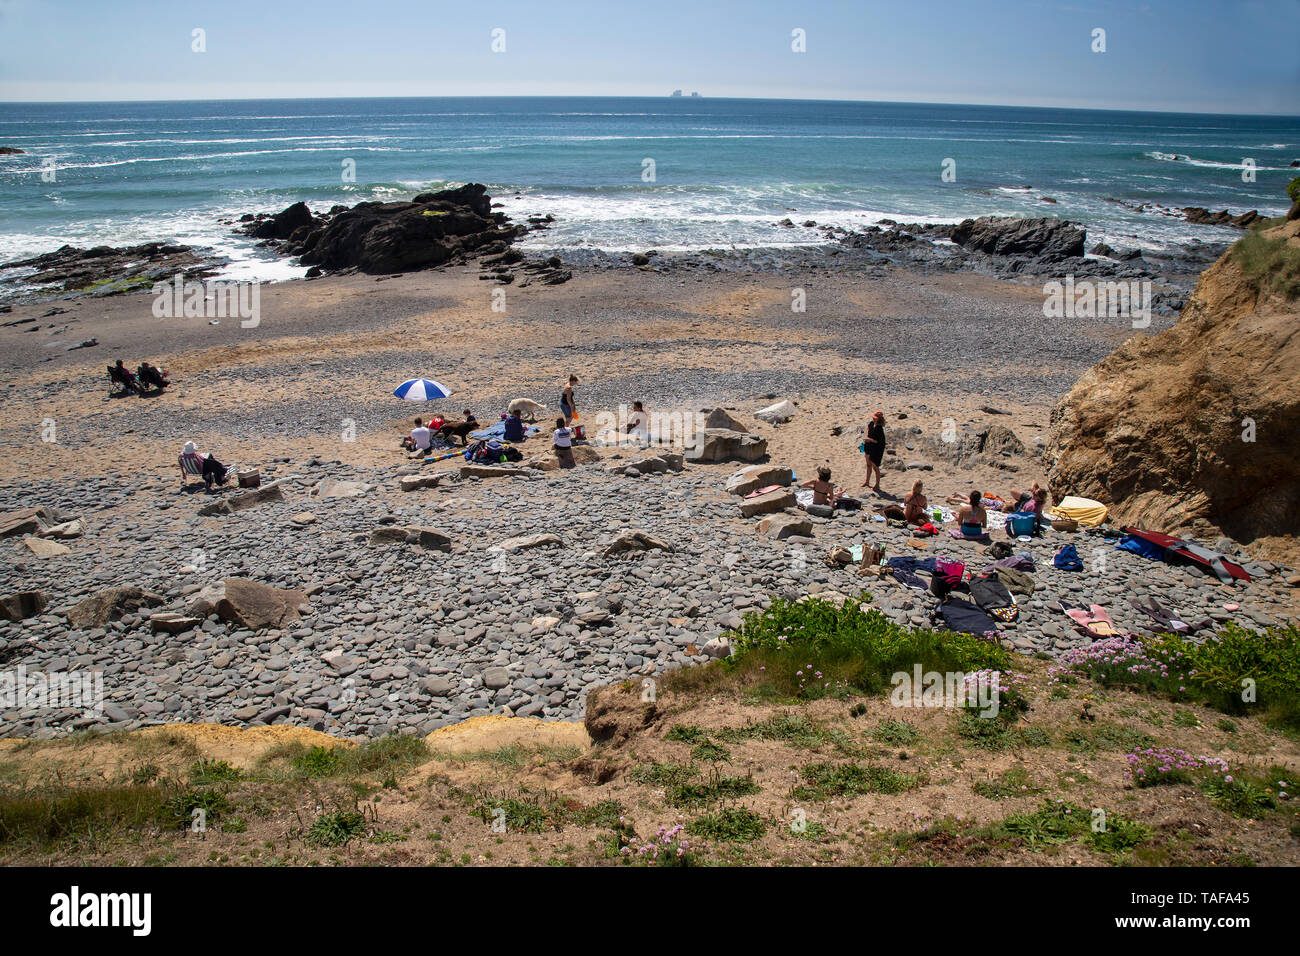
1052;495;1108;527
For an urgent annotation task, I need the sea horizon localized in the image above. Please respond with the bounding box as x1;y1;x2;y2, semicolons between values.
3;94;1297;289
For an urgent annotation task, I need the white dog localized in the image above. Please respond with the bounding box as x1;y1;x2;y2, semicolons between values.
508;398;548;421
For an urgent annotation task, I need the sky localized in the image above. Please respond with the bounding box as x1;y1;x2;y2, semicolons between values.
0;0;1297;114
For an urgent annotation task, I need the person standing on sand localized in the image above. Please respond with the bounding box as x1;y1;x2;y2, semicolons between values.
860;410;886;492
560;375;579;425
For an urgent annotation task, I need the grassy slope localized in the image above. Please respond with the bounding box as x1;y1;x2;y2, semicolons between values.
1;642;1297;866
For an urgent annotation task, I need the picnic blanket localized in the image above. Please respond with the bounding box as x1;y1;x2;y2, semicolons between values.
1048;495;1109;527
468;422;543;442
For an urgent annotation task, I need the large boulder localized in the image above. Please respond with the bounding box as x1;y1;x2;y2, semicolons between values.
250;201;316;240
755;400;796;424
208;578;309;630
725;464;794;496
739;488;797;517
66;586;163;629
0;591;47;622
686;428;768;463
602;531;674;557
199;482;285;515
949;216;1085;260
1046;217;1300;558
705;407;748;432
0;506;57;538
757;514;813;539
285;184;519;275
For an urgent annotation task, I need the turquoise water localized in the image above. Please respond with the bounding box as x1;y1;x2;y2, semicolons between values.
0;96;1296;279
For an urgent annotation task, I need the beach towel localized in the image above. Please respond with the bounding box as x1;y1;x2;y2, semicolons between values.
948;528;990;542
1053;544;1083;571
969;576;1014;611
1116;533;1166;561
887;555;937;574
1129;596;1213;635
1119;527;1251;583
936;597;999;637
1051;496;1109;527
892;568;928;591
1063;604;1120;640
984;554;1036;573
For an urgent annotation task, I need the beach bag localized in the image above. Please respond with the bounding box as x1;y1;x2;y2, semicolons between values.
1052;517;1079;533
934;557;965;586
1006;512;1037;537
970;576;1014;610
861;543;885;568
825;546;853;567
1053;544;1083;572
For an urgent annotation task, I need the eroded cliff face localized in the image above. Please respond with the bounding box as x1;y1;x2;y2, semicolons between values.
1046;215;1300;561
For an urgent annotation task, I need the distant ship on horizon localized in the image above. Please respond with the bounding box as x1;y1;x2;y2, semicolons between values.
670;90;701;97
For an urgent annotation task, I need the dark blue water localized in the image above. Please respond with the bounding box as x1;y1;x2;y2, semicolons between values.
1;96;1296;280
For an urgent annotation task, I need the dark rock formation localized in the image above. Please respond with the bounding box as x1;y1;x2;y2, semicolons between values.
238;183;523;275
1181;207;1262;229
0;242;223;299
949;216;1086;260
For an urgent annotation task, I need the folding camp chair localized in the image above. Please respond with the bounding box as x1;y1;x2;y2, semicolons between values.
179;452;206;489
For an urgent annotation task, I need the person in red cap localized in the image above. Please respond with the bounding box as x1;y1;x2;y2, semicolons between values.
860;409;886;492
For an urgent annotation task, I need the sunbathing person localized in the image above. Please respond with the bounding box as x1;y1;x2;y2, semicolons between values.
955;491;988;537
1007;482;1047;514
800;466;843;507
439;409;479;446
903;480;929;523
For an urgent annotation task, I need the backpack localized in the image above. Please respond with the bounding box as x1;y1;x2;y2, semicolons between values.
1053;543;1083;572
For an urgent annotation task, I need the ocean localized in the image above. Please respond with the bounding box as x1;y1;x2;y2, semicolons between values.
1;96;1296;283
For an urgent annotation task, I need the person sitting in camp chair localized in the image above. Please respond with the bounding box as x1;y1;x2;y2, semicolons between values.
108;360;140;395
137;361;169;391
182;440;230;491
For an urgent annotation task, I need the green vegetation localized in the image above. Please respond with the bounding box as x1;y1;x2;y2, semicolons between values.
1231;228;1300;300
724;595;1009;701
791;762;919;801
687;807;767;843
1060;624;1300;731
307;809;366;847
973;765;1043;800
871;719;920;746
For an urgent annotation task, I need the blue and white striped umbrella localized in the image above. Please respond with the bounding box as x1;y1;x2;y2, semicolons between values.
393;378;452;401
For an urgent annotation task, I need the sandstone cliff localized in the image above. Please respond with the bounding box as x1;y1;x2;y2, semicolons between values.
1046;213;1300;561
